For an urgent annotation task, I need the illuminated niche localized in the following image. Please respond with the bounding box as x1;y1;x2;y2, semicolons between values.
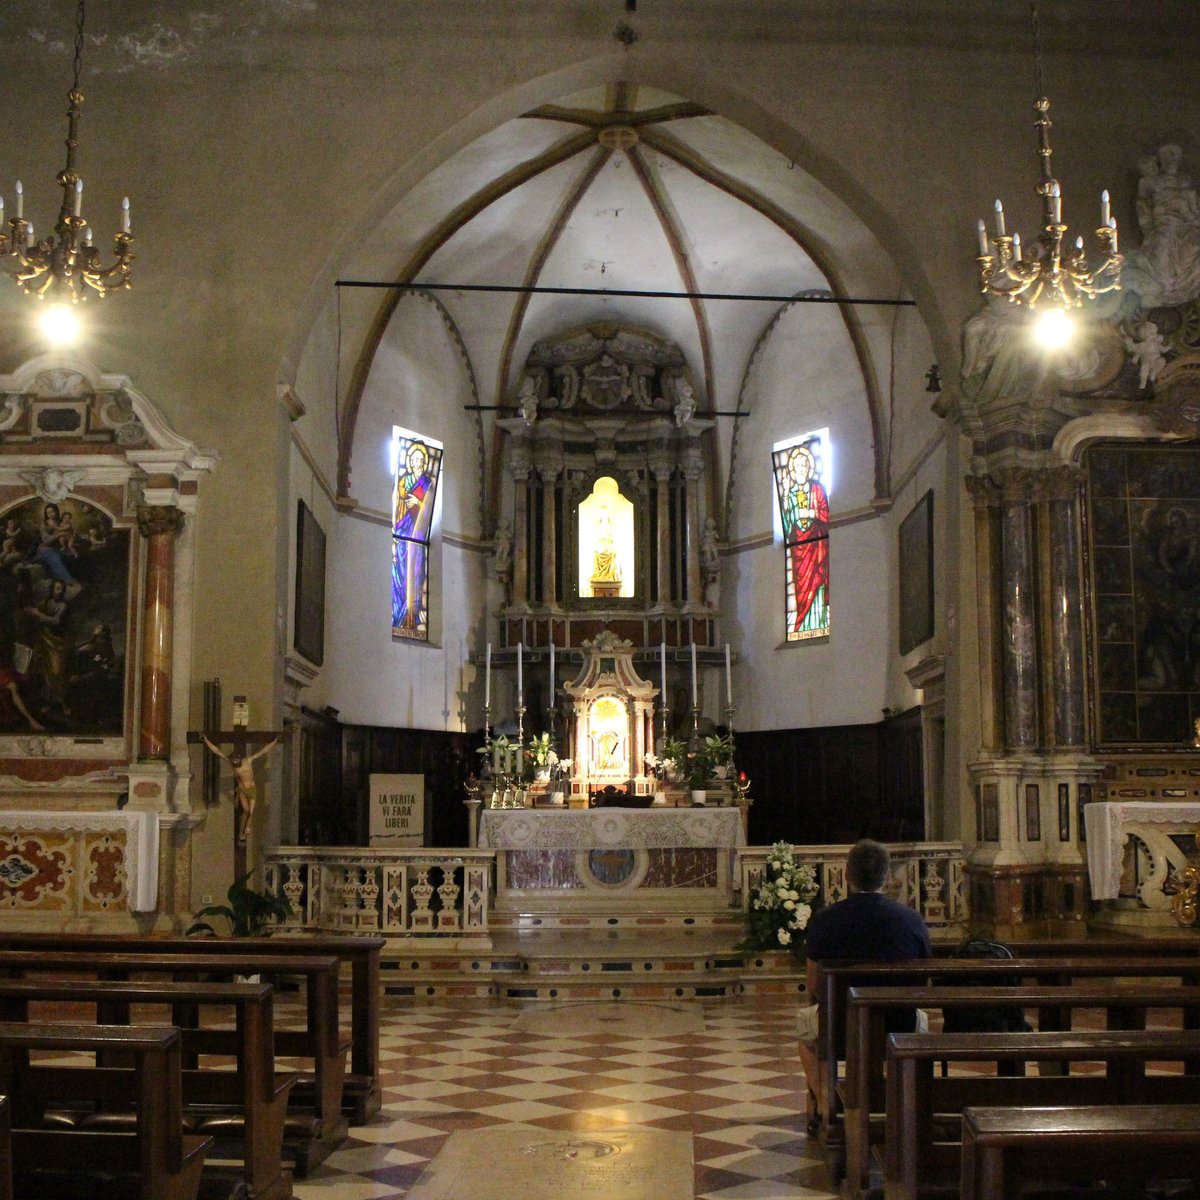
577;476;634;599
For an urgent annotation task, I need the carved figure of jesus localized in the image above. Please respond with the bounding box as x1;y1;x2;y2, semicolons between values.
202;734;282;842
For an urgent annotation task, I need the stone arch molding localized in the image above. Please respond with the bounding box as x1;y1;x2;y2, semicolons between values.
0;352;216;818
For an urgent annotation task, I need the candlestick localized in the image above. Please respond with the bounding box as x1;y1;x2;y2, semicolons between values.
724;643;732;711
517;641;523;707
484;643;491;710
690;642;697;708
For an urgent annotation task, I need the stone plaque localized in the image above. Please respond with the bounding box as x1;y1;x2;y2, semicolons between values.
369;773;425;845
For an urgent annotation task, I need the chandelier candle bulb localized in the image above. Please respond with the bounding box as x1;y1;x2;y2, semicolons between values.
1050;181;1062;224
121;197;130;234
1101;189;1111;226
993;198;1006;238
1012;232;1022;261
976;219;989;256
15;181;22;220
1108;217;1118;253
73;179;82;216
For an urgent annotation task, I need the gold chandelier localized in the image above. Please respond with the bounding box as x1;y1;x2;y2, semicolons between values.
2;0;132;302
976;3;1120;314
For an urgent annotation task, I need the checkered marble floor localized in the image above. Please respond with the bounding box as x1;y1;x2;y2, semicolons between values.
294;996;831;1200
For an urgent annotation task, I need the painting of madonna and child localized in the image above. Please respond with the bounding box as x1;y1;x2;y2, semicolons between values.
0;496;129;736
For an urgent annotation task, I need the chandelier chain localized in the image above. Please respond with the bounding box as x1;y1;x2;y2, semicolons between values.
1030;0;1045;99
72;0;86;96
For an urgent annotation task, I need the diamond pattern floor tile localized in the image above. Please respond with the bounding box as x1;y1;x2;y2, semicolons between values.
293;994;834;1200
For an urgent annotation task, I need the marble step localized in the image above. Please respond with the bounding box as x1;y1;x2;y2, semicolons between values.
377;942;806;1002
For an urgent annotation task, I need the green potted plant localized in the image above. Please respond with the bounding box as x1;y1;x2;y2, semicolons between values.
187;867;293;937
686;739;712;804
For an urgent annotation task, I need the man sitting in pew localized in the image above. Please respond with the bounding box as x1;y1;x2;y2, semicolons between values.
796;839;931;1133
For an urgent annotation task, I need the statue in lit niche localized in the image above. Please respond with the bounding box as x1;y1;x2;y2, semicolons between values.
577;476;634;599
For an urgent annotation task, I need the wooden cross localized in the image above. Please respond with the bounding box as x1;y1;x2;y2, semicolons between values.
187;712;289;880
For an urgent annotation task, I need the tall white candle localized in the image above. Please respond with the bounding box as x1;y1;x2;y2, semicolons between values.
690;642;698;707
725;643;732;709
517;641;523;706
121;196;130;234
549;641;555;697
660;641;667;701
485;643;491;710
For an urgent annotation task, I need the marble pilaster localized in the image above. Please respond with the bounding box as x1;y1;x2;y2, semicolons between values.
136;504;185;760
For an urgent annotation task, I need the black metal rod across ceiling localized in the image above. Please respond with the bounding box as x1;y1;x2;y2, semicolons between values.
335;279;917;308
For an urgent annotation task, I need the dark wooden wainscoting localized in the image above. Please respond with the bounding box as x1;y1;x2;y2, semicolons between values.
736;707;924;845
291;714;482;847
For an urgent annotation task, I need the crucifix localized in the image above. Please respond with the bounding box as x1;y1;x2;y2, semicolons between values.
188;694;289;880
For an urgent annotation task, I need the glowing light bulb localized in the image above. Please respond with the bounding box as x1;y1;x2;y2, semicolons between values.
39;304;80;345
1032;305;1074;350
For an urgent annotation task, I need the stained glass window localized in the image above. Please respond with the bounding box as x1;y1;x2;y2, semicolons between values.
391;427;443;641
772;431;830;641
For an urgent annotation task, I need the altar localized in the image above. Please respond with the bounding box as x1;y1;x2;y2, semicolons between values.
1084;800;1200;914
479;806;744;914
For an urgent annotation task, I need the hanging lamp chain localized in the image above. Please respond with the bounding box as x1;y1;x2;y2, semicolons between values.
1030;0;1045;103
73;0;86;96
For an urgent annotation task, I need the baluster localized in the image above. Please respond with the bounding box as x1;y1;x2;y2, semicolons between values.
359;867;381;929
464;863;488;931
410;868;436;930
437;860;462;930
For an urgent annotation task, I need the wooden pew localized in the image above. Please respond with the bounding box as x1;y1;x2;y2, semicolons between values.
935;936;1200;958
884;1029;1200;1200
0;949;347;1176
960;1104;1200;1200
0;1022;212;1200
811;953;1200;1161
0;932;384;1123
844;982;1200;1200
0;978;293;1200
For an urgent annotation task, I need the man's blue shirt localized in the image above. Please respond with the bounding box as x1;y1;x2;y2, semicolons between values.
805;890;931;963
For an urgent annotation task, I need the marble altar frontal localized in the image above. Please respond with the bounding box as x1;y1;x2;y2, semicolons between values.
406;1124;692;1200
479;807;744;914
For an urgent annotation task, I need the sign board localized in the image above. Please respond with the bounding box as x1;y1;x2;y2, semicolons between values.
369;773;425;845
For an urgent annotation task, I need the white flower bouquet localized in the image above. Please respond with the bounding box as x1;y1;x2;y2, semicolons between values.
738;841;820;953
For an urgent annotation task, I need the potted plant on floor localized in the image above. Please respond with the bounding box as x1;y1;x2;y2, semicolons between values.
187;867;293;938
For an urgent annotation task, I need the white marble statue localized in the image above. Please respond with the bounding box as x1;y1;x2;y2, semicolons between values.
1123;144;1200;309
673;377;696;427
517;376;539;425
1124;320;1168;391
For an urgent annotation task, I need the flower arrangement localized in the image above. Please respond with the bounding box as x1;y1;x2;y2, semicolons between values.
647;737;687;782
526;732;553;772
739;841;820;952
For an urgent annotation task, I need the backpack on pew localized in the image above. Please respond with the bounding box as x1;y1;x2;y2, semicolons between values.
940;939;1033;1034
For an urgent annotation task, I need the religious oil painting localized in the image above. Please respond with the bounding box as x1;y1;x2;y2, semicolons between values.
0;496;129;735
294;500;326;666
1086;443;1200;746
898;490;934;655
772;431;830;642
391;427;443;642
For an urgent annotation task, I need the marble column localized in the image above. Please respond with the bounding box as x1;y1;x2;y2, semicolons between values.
682;445;703;606
137;504;185;760
997;470;1039;750
1042;467;1086;748
966;475;1004;750
652;459;672;605
536;459;559;606
511;445;531;607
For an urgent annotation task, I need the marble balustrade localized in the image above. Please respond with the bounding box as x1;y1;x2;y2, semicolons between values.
265;840;967;940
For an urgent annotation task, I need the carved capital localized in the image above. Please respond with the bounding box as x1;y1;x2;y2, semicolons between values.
1030;464;1085;503
965;474;1001;509
136;504;185;539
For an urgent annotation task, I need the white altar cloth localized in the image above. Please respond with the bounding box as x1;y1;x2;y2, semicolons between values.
0;809;160;912
478;806;745;852
1084;800;1200;900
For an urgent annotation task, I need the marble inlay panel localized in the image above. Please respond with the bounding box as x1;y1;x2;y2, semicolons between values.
643;848;717;888
505;849;579;889
406;1124;692;1200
